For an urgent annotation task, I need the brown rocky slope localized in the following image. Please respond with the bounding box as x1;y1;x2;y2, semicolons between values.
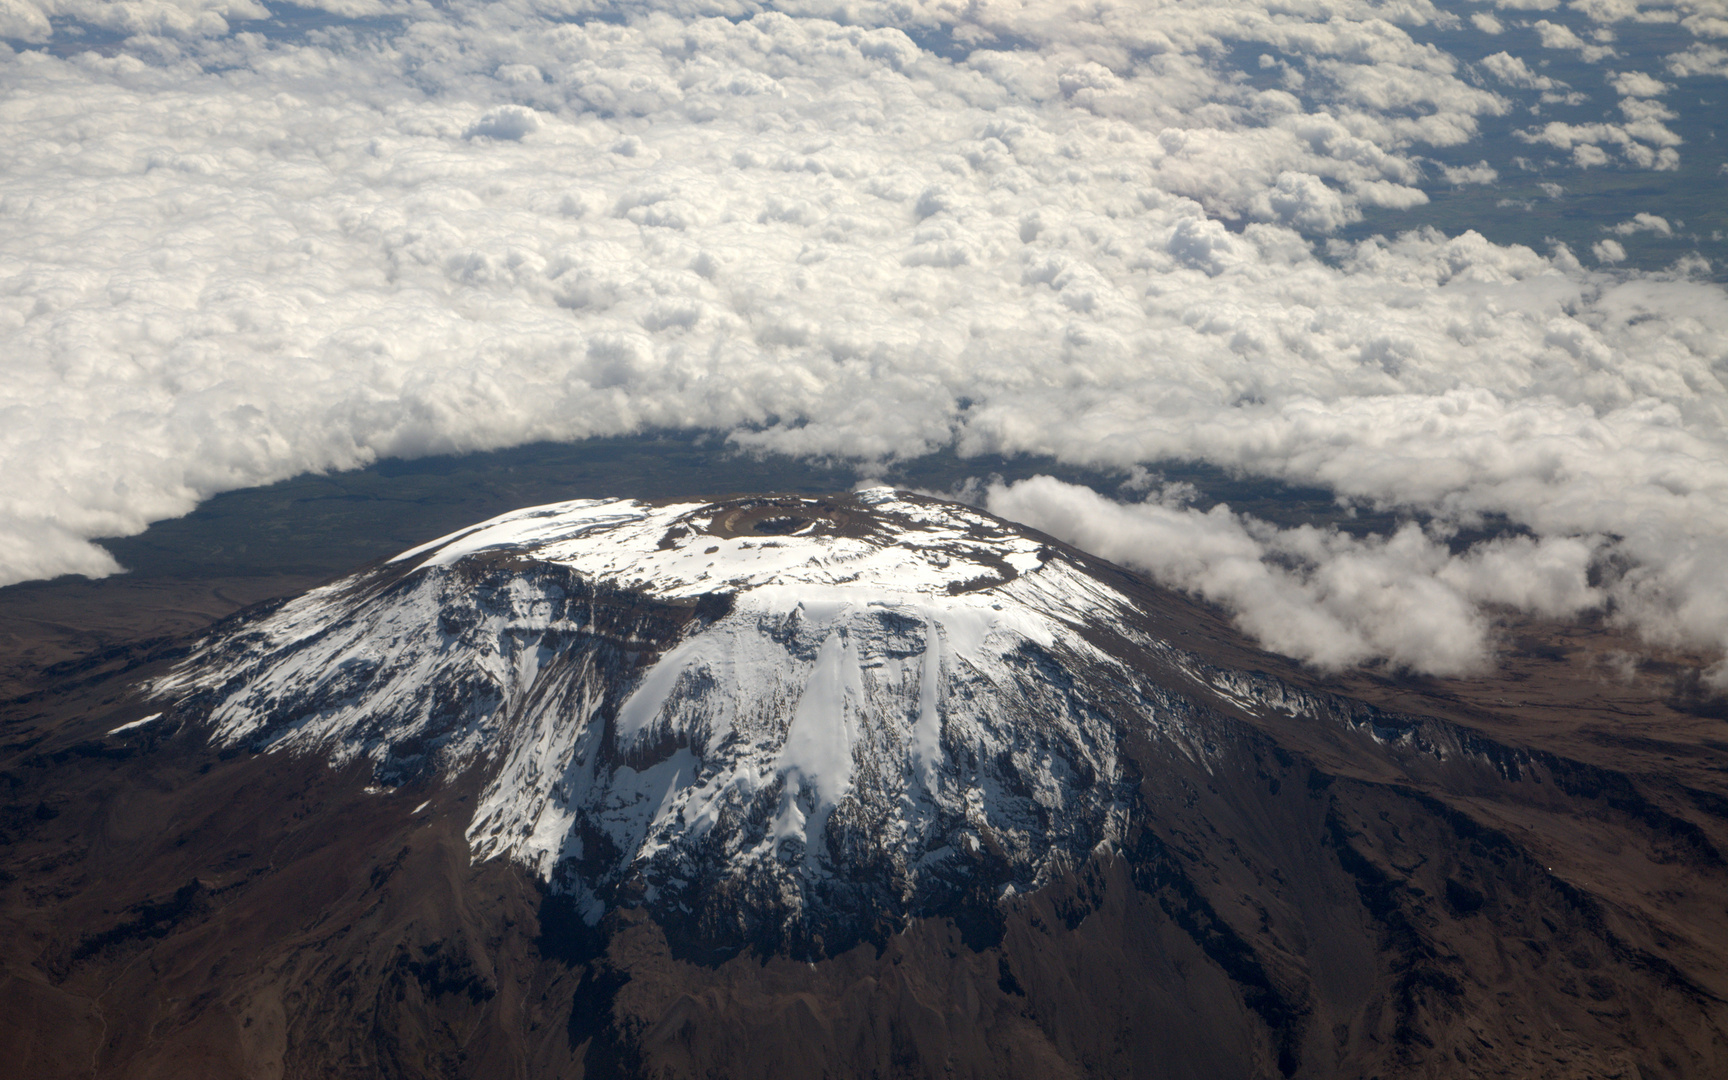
2;498;1727;1079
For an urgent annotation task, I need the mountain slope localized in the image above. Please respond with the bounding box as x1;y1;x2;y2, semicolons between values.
3;489;1727;1078
149;490;1260;957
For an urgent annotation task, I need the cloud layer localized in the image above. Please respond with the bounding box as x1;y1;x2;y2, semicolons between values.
987;475;1601;675
2;0;1726;674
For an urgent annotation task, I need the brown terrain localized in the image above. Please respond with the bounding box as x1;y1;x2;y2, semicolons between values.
3;511;1728;1079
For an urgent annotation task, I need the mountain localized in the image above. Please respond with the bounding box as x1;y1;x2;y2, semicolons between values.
4;490;1728;1079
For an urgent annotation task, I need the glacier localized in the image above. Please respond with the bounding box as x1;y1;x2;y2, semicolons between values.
152;488;1283;953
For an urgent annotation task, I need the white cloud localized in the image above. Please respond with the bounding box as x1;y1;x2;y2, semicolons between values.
1517;117;1683;168
0;1;1726;678
1480;50;1559;89
0;3;51;41
1438;159;1499;184
286;1;416;15
1667;42;1728;75
1619;95;1678;121
0;0;269;43
985;476;1601;676
464;104;543;141
1610;69;1672;95
1535;18;1620;59
1610;212;1673;235
1570;0;1640;21
1472;12;1506;33
1537;19;1591;47
1682;11;1728;38
1258;170;1355;232
1593;237;1629;260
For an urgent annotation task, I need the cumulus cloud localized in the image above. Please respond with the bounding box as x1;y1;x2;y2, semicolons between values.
1535;18;1619;59
1610;212;1673;235
1667;42;1728;76
0;0;1726;677
1593;237;1629;261
0;1;269;43
0;0;433;42
1517;117;1683;168
1619;95;1679;122
986;476;1601;675
1481;50;1560;90
1610;69;1672;95
464;104;542;141
1570;0;1641;20
1438;160;1499;184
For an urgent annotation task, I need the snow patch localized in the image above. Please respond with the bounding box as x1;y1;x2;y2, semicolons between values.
108;712;162;735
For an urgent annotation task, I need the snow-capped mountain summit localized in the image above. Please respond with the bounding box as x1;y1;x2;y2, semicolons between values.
34;489;1728;1078
152;489;1272;955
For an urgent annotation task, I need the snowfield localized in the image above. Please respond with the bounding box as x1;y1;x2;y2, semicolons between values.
153;489;1303;950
